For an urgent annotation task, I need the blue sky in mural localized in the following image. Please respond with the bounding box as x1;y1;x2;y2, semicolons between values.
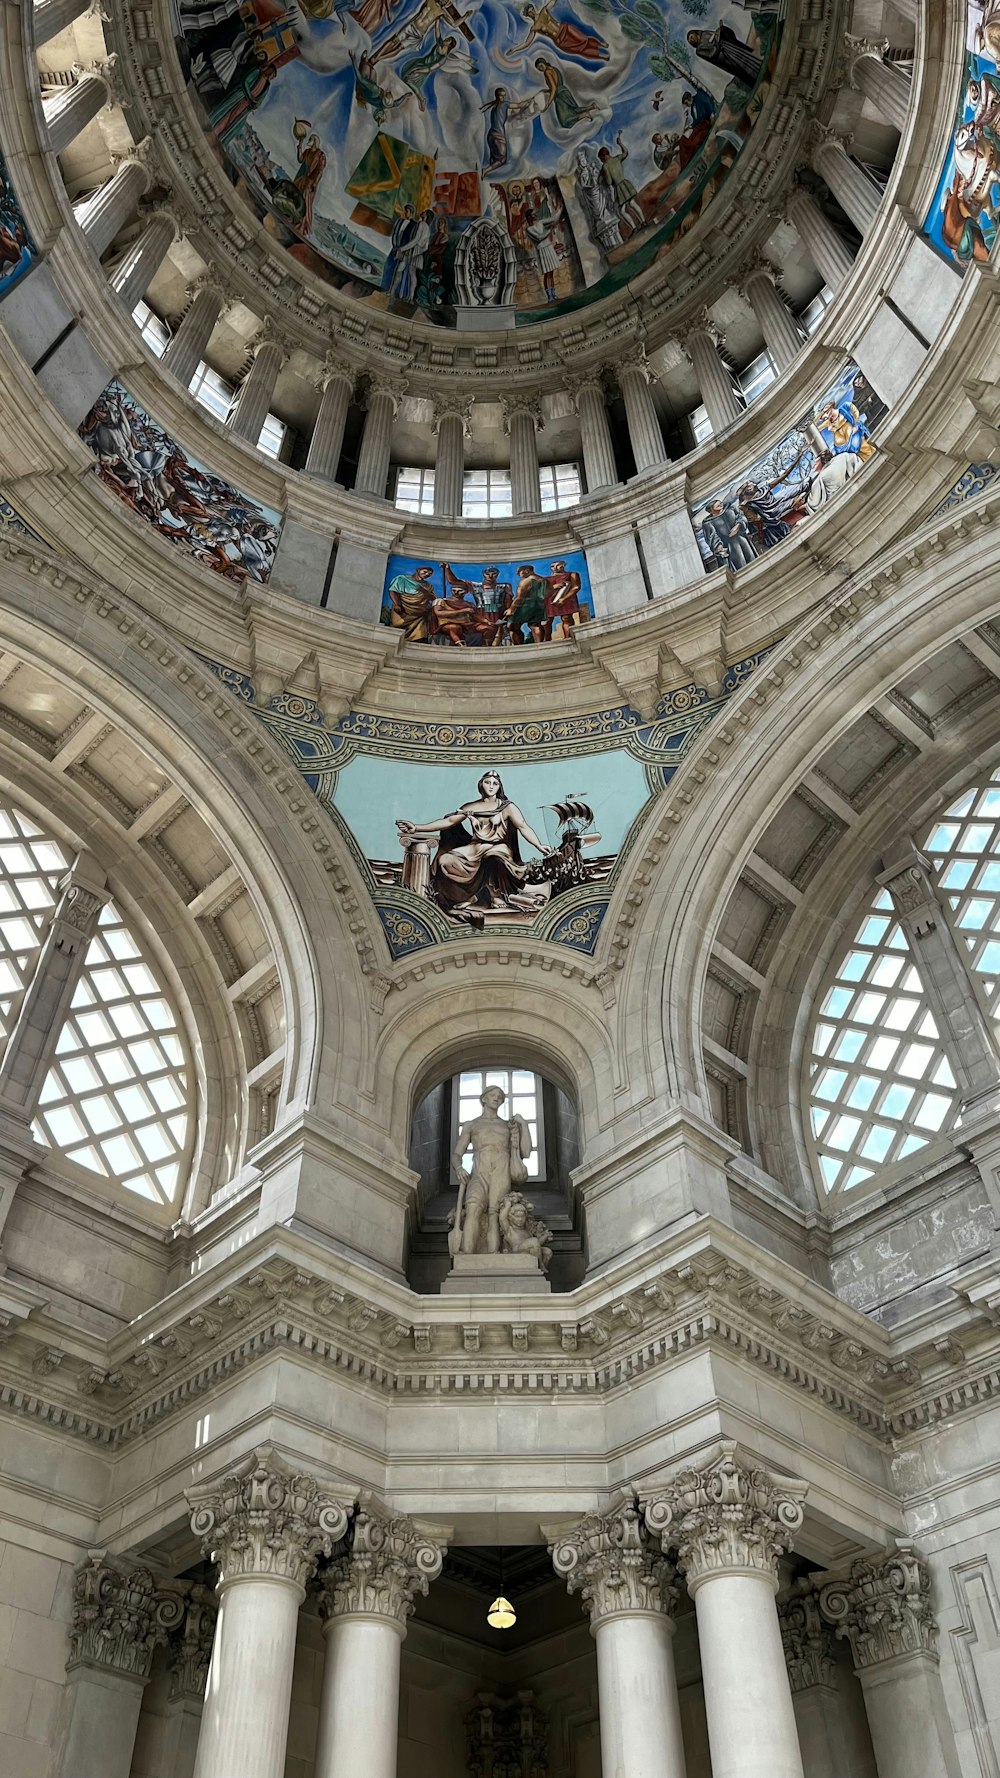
924;2;1000;268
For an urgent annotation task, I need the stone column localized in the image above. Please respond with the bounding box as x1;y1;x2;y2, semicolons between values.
305;357;355;483
785;186;856;290
570;371;618;493
187;1445;351;1778
161;278;225;387
503;395;543;514
685;314;741;435
314;1505;445;1778
161;1586;218;1778
34;0;91;48
617;347;669;474
77;152;152;260
0;852;107;1121
356;375;406;498
847;34;912;133
780;1584;852;1778
810;127;882;237
229;327;286;445
110;208;178;313
741;256;804;373
433;399;470;519
819;1547;961;1778
56;1554;185;1778
550;1499;688;1778
645;1442;808;1778
43;67;110;156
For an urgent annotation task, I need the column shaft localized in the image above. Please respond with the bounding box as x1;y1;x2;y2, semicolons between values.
594;1613;688;1778
0;855;107;1118
355;388;396;496
315;1615;402;1778
56;1669;148;1778
161;284;224;387
812;137;881;236
508;407;541;513
193;1576;300;1778
43;71;109;156
78;160;149;261
306;371;353;482
852;49;912;133
743;269;804;373
111;213;176;313
34;0;90;47
575;381;617;491
857;1656;959;1778
695;1574;804;1778
786;188;855;290
686;327;740;435
620;364;668;474
229;340;284;444
433;411;465;518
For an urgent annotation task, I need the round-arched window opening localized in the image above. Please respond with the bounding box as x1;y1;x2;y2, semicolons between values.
407;1063;583;1294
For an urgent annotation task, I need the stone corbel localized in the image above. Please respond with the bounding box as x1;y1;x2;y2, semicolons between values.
596;636;673;721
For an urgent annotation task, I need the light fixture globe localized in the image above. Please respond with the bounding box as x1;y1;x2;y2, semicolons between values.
487;1594;516;1631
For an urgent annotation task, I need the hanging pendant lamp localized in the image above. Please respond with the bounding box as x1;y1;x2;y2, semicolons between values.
486;1546;516;1629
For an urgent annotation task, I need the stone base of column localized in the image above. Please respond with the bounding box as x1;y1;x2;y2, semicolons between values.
441;1253;550;1294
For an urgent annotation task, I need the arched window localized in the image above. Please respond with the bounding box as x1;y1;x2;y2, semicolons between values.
806;764;1000;1199
0;799;193;1209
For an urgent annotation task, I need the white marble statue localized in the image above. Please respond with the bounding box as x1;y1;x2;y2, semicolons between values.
449;1085;532;1256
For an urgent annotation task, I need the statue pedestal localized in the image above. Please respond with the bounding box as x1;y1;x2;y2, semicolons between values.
441;1254;551;1295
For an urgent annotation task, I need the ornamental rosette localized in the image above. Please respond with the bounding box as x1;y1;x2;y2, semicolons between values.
70;1553;185;1680
186;1444;352;1591
818;1544;938;1669
320;1505;445;1628
549;1500;679;1628
643;1441;807;1590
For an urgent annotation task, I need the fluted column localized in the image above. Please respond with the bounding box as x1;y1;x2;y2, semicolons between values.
228;327;285;444
779;1585;852;1778
161;278;225;386
741;257;804;373
305;357;355;483
315;1505;446;1778
34;0;91;48
43;66;110;155
187;1446;351;1778
355;374;405;498
645;1442;808;1778
785;186;856;290
618;347;669;474
819;1547;961;1778
847;34;912;133
0;852;107;1120
433;399;470;518
503;395;542;514
550;1499;688;1778
57;1555;185;1778
811;128;882;237
110;208;178;313
685;313;741;435
77;152;151;260
570;371;617;493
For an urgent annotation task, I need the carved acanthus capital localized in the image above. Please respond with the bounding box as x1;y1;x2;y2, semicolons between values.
549;1500;680;1628
112;135;155;178
779;1581;838;1692
686;308;726;350
818;1545;939;1669
433;396;473;436
243;317;291;368
501;393;544;434
845;33;891;84
167;1583;217;1702
70;1553;185;1681
740;246;780;290
809;120;854;163
365;371;409;413
614;343;654;385
320;1502;445;1628
644;1442;807;1591
313;351;356;395
877;850;938;936
565;367;607;406
186;1444;352;1590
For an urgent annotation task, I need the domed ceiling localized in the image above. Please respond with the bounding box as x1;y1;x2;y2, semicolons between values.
175;0;784;327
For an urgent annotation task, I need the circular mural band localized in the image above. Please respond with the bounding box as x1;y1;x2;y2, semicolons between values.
173;0;785;325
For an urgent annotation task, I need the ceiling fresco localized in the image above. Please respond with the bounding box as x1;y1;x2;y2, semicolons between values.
173;0;785;326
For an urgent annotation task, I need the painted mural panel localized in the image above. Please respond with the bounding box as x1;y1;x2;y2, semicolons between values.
0;145;36;298
690;364;887;575
79;382;282;584
174;0;784;326
924;1;1000;269
380;549;593;645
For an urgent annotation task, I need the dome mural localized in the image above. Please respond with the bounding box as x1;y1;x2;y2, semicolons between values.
174;0;784;325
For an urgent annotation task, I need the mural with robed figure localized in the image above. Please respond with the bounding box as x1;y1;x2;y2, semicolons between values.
381;550;594;644
924;1;1000;269
0;145;35;298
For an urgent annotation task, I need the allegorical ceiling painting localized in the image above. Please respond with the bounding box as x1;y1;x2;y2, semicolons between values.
173;0;784;326
924;1;1000;269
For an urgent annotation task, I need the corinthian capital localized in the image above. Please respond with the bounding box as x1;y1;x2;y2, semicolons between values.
69;1553;185;1680
779;1581;838;1692
167;1583;217;1702
501;392;544;433
818;1544;938;1669
320;1501;445;1629
644;1441;807;1591
186;1444;352;1590
549;1499;679;1628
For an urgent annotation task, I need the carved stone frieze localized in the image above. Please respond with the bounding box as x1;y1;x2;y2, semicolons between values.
549;1499;679;1627
779;1581;839;1692
167;1583;217;1701
186;1443;352;1590
319;1502;445;1628
818;1545;939;1669
69;1553;185;1680
644;1441;807;1588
